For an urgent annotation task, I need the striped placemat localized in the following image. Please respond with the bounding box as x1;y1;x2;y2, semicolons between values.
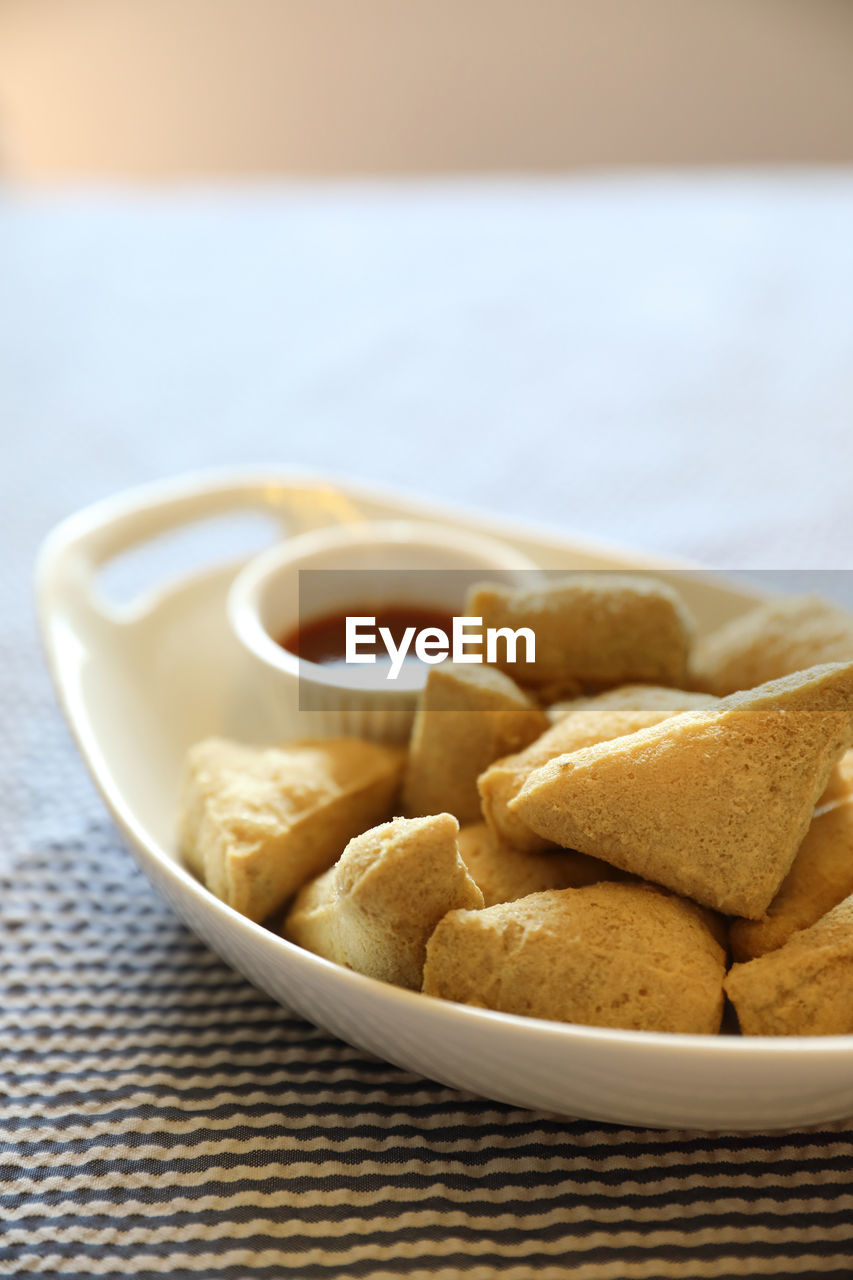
3;809;853;1278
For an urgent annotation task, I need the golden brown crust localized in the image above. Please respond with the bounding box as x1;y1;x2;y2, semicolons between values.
401;663;547;825
283;814;483;989
546;683;717;724
479;689;717;852
510;663;853;919
422;882;726;1033
729;751;853;961
725;895;853;1035
693;595;853;696
456;823;620;906
465;574;695;693
178;736;404;923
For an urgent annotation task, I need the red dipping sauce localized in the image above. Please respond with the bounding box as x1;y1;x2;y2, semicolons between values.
280;605;455;665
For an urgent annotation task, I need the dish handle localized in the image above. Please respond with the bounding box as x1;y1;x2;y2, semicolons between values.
35;469;359;633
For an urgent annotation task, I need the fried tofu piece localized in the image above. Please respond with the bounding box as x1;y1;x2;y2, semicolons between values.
546;683;718;724
401;663;548;825
283;814;483;989
465;574;694;695
179;736;404;923
730;751;853;961
819;758;852;806
725;895;853;1035
510;663;853;919
479;689;717;852
693;594;853;696
456;823;620;906
422;882;726;1034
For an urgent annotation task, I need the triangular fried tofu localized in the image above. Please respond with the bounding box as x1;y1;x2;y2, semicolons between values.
422;882;726;1034
693;594;853;696
729;750;853;960
466;574;695;694
402;663;547;825
179;736;404;922
546;683;718;723
509;663;853;918
284;813;483;990
479;689;717;852
456;821;624;905
725;893;853;1035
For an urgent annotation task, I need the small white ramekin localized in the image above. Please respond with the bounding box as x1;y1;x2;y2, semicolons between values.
227;519;538;742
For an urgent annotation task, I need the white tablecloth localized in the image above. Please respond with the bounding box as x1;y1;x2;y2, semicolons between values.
4;172;853;575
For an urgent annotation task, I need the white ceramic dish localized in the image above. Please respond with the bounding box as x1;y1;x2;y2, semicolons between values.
36;469;853;1132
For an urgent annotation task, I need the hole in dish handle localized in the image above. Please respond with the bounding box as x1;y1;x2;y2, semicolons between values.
35;471;360;630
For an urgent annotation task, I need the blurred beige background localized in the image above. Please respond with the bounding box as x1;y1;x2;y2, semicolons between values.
1;0;853;180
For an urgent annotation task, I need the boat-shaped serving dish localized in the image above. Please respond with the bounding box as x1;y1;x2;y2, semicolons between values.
36;469;853;1131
